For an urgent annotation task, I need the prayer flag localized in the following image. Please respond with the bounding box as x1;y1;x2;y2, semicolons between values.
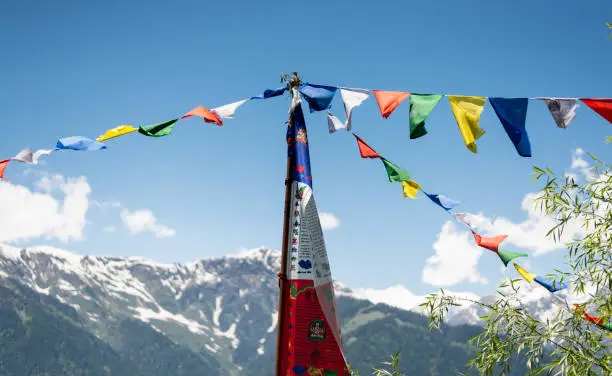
409;94;443;139
373;90;410;118
211;99;248;119
472;231;508;252
534;275;567;293
425;192;460;211
573;305;612;332
452;212;477;229
327;112;346;134
497;249;528;266
352;133;380;158
56;137;107;151
181;106;222;125
448;95;486;153
0;159;10;180
96;125;138;142
489;98;532;157
381;158;411;183
539;98;579;128
402;180;421;198
279;96;348;375
138;119;179;137
513;263;536;283
251;87;286;99
581;98;612;123
12;147;34;164
340;88;369;131
299;84;337;112
32;149;55;164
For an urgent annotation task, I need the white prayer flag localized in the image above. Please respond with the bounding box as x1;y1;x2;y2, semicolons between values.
539;98;579;129
327;112;346;134
211;99;248;119
340;88;369;131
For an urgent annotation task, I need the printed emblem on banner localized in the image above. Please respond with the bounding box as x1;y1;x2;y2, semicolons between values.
547;100;561;112
298;259;312;269
308;365;324;376
296;128;308;145
307;319;327;342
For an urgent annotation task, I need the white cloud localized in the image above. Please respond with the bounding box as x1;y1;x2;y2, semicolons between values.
318;212;340;231
465;192;585;255
120;209;176;238
422;221;488;286
0;175;91;243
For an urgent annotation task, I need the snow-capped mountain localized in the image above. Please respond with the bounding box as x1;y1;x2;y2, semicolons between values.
0;244;546;375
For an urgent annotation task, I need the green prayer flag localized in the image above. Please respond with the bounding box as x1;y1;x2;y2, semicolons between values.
138;119;179;137
497;248;528;266
381;158;411;183
409;94;443;139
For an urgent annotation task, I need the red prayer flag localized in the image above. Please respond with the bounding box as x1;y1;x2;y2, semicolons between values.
181;106;223;125
352;133;381;158
573;304;605;325
0;159;10;180
581;98;612;124
472;231;508;252
373;90;410;118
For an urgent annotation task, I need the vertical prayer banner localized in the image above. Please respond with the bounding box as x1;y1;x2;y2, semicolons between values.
279;99;348;376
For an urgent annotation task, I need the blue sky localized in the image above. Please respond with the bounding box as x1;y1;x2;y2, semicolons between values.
0;0;610;295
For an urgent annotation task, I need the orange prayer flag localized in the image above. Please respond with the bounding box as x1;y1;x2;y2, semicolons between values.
0;159;10;180
573;304;605;325
352;133;381;158
472;231;508;252
373;90;410;119
581;98;612;124
181;106;223;126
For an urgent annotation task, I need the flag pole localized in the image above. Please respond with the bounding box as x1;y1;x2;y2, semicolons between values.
275;72;301;376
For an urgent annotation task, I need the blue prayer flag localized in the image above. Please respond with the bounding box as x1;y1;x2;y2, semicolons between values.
299;84;337;112
287;102;313;187
56;137;107;151
489;98;532;157
251;87;286;99
425;192;460;211
534;275;567;293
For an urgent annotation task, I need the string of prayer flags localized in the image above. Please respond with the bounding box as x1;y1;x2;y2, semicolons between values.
327;112;346;133
181;106;222;125
539;98;579;129
299;84;337;112
489;98;532;157
448;95;486;153
251;87;286;100
573;304;612;332
381;158;411;182
0;159;10;180
425;192;460;211
97;125;138;142
373;90;410;119
580;98;612;123
513;263;567;293
56;137;107;151
402;180;421;198
340;88;369;131
138;119;179;137
409;94;443;139
353;133;381;158
211;99;248;119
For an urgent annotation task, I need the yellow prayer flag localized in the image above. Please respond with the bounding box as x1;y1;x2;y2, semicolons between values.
402;180;421;199
447;95;486;153
96;125;138;142
513;263;536;283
